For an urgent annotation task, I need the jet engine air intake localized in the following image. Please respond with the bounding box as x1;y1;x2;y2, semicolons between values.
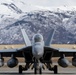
58;53;69;68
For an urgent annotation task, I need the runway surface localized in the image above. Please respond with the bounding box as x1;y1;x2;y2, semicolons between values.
0;66;76;75
0;58;76;75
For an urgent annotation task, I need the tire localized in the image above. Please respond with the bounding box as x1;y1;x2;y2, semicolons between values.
54;65;58;74
39;68;42;74
34;67;42;74
19;65;22;74
34;68;37;74
34;68;40;74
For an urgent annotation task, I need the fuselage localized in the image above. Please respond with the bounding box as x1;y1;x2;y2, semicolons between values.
32;33;44;59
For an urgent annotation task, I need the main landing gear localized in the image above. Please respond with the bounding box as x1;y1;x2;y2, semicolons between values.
19;65;58;74
18;59;58;74
19;63;42;74
19;63;29;74
19;65;22;74
53;65;58;74
46;62;58;74
48;65;58;74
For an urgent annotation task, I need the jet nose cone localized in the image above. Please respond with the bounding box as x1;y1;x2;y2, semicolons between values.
34;49;41;55
37;52;41;55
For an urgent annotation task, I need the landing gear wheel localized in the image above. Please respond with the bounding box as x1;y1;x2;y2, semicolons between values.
54;65;58;74
39;68;42;74
19;65;23;74
34;68;42;74
34;68;37;74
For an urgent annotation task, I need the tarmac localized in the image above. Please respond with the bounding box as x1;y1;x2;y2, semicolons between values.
0;44;76;75
0;57;76;75
0;63;76;75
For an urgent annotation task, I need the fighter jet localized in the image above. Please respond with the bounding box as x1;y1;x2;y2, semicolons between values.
0;28;76;74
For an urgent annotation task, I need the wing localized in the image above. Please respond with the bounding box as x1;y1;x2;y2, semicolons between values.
21;29;31;46
58;48;76;52
0;48;22;57
0;46;32;58
43;46;76;62
0;46;33;66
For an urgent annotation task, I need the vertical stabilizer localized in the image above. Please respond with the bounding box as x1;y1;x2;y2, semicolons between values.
21;29;31;46
45;28;56;46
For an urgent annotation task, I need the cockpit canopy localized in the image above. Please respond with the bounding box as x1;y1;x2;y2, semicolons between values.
33;34;43;42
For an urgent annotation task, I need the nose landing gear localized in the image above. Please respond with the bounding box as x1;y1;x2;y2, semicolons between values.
34;59;42;74
34;67;42;74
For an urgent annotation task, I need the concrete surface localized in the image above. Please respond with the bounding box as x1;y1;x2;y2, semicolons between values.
0;44;76;49
0;66;76;75
0;44;76;75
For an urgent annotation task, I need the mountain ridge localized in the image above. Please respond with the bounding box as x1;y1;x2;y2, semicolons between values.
0;0;76;44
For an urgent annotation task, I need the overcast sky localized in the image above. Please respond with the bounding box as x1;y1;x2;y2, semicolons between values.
25;0;76;7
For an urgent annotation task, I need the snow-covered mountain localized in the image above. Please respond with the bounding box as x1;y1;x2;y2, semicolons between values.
0;0;76;44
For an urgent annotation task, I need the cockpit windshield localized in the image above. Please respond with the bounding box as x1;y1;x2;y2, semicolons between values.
34;34;43;42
